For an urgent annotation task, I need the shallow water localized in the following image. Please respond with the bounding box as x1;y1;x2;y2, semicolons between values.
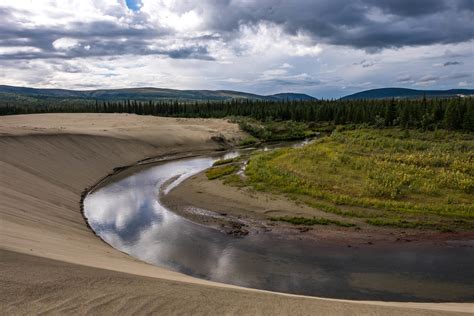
84;152;474;302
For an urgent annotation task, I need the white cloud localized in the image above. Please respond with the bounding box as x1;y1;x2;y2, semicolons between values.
0;46;42;55
140;0;202;32
52;38;80;50
2;0;126;26
236;22;322;57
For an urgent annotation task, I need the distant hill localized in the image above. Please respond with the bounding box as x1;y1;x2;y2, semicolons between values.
269;93;316;101
341;88;474;100
0;85;315;106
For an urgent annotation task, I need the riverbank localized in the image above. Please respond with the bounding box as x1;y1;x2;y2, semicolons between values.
1;114;472;314
162;169;474;247
163;128;474;246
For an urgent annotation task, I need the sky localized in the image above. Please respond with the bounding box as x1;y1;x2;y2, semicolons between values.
0;0;472;98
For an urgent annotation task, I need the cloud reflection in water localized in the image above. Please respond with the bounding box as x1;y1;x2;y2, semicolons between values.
84;155;474;302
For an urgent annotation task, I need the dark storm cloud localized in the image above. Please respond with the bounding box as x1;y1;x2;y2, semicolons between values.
0;0;473;62
198;0;474;50
457;0;474;11
365;0;448;16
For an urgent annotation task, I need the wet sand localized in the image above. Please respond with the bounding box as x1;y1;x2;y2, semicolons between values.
1;114;473;314
163;171;474;247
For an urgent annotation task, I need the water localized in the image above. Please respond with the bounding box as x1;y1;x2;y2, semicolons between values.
83;152;474;302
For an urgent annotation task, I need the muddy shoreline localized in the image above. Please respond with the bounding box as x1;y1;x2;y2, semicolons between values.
161;170;474;249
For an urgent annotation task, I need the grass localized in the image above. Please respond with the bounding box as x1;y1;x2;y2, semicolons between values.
213;157;240;166
205;164;239;180
239;136;259;146
244;128;474;231
223;174;246;187
271;216;356;227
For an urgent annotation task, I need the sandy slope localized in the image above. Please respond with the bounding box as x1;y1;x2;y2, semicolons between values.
0;114;472;315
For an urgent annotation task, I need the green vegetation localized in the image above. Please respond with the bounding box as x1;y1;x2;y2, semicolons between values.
365;218;458;232
244;128;474;230
206;164;239;180
223;174;246;187
271;216;356;227
212;157;240;166
236;118;317;141
2;95;473;132
239;136;259;146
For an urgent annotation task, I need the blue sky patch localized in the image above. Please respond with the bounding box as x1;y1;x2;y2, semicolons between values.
125;0;141;11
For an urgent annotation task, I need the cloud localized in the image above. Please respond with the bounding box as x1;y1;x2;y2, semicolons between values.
448;73;471;80
396;74;413;83
174;0;474;50
457;0;474;11
419;75;440;82
1;0;473;63
258;68;322;87
365;0;448;17
443;61;462;66
458;81;472;87
0;1;473;97
0;3;213;61
415;75;440;86
233;22;322;58
353;60;376;68
53;38;80;50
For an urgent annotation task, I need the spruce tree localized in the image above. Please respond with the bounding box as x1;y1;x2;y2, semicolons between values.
444;102;462;130
384;99;397;126
462;103;474;132
399;104;409;128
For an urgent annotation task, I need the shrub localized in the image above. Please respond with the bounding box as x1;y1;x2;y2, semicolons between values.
206;165;239;180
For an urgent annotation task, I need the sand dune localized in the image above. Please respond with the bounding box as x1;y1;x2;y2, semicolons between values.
1;114;472;315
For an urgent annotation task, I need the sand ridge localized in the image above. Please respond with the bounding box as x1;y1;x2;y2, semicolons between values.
1;114;472;315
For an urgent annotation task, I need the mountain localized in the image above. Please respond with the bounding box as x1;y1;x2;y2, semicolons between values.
269;93;316;101
0;85;315;105
341;88;474;100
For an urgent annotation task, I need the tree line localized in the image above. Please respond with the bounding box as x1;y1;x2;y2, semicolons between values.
1;97;473;131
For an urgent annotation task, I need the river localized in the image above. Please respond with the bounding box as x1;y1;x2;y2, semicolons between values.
83;147;474;302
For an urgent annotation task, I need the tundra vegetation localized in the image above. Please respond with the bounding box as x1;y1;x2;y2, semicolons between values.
208;128;474;231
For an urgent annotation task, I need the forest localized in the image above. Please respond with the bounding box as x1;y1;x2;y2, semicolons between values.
1;97;473;132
